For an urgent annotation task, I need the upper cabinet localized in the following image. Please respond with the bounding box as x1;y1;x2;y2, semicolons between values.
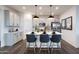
4;10;10;26
14;13;20;26
9;11;14;26
4;10;20;27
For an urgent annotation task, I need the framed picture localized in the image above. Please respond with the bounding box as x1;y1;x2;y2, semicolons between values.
51;22;61;32
61;19;66;29
39;23;45;27
66;16;72;30
61;16;72;30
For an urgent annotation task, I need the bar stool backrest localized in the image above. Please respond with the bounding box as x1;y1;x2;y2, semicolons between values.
51;35;61;43
26;34;36;42
40;34;49;42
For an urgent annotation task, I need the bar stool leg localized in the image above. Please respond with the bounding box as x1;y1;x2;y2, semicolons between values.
27;42;30;53
49;41;52;53
28;42;30;48
35;41;37;53
34;42;36;53
57;43;59;48
50;42;51;53
35;41;37;48
48;42;50;53
51;42;53;54
39;42;42;53
50;42;52;53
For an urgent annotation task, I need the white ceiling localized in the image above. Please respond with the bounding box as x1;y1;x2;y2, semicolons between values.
7;5;73;16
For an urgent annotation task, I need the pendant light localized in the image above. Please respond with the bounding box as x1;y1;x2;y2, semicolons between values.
33;5;39;19
48;5;54;19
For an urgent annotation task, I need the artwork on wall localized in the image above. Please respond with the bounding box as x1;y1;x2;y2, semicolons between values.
39;23;46;27
61;19;66;29
51;22;61;32
66;16;72;30
61;16;72;30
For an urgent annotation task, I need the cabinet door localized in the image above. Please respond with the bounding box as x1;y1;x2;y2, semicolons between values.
13;33;17;44
14;14;20;26
4;33;14;46
14;33;20;44
4;10;14;26
14;14;17;26
4;10;10;26
9;12;14;26
17;15;20;26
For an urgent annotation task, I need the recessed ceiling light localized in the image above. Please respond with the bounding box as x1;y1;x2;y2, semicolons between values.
52;12;54;15
39;6;42;10
24;13;32;19
56;6;59;10
22;6;26;10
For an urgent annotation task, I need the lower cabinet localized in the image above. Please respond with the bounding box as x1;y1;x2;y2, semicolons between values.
4;33;14;46
4;32;22;46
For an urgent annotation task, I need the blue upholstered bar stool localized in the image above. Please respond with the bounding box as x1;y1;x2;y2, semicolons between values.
26;33;37;53
39;34;50;53
50;34;61;53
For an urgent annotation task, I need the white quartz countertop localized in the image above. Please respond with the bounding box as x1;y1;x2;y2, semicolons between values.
26;31;62;35
5;31;23;34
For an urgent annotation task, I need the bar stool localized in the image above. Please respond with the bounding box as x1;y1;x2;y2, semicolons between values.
39;34;50;53
50;35;61;53
26;34;37;53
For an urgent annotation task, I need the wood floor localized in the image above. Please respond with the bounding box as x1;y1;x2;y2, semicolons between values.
24;48;68;54
0;40;79;54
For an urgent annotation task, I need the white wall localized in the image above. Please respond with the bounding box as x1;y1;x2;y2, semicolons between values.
0;6;5;47
0;9;1;42
75;6;79;47
22;13;32;39
60;6;77;47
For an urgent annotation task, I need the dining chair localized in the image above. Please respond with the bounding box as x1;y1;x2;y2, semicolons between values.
26;34;37;53
50;35;61;53
39;34;50;53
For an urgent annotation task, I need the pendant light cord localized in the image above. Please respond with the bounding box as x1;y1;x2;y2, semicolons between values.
35;5;37;16
50;5;52;15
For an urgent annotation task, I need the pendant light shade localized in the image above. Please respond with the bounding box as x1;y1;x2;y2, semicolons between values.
48;5;54;19
33;15;39;18
48;15;54;18
33;5;39;19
